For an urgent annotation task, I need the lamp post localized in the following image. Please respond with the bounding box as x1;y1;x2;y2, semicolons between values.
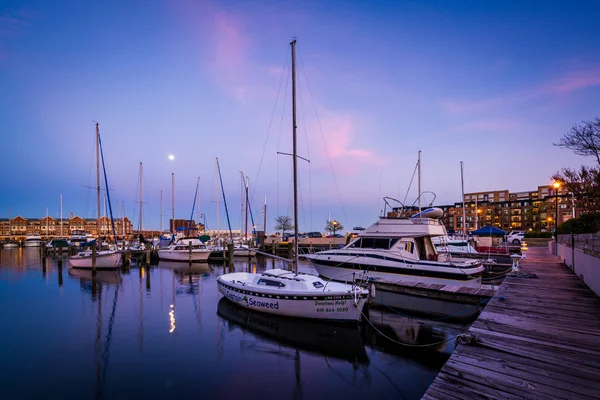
553;181;560;256
476;208;482;230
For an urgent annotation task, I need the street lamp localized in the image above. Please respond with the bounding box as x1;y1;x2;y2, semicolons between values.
553;180;560;255
476;208;482;230
332;220;338;236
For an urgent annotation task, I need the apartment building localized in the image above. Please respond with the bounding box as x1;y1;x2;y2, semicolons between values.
440;185;575;233
0;215;133;239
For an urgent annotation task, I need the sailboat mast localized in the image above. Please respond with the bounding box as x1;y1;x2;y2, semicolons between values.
171;173;175;234
418;150;422;212
263;196;267;237
216;159;220;241
291;39;299;273
60;194;63;237
160;190;163;233
46;207;49;238
139;162;143;233
461;161;466;235
245;176;249;244
96;122;101;239
197;177;201;231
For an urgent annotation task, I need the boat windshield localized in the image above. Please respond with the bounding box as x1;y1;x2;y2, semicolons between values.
349;237;398;250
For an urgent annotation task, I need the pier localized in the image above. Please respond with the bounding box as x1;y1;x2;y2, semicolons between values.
423;247;600;399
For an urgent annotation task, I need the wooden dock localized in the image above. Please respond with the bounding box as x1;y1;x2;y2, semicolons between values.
422;247;600;400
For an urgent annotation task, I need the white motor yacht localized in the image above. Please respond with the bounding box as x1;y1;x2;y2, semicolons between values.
158;237;212;262
217;269;369;322
305;202;485;288
23;236;44;247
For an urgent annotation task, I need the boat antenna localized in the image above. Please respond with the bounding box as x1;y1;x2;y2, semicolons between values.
461;161;466;236
96;122;101;241
291;39;299;274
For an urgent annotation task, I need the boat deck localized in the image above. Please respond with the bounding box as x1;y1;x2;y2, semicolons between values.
422;247;600;400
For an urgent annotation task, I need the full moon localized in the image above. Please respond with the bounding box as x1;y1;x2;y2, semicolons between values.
168;154;175;161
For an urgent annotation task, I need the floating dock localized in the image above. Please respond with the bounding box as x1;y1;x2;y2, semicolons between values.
423;247;600;400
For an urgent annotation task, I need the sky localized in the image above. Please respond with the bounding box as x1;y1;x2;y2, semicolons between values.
1;0;599;234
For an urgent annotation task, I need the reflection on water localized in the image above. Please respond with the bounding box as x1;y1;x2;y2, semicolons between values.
0;249;475;399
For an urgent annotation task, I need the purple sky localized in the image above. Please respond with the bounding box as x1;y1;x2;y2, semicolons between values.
1;0;599;233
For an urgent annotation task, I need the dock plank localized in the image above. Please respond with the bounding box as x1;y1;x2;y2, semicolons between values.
422;247;600;399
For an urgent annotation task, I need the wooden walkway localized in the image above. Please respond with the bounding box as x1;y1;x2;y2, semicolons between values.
422;247;600;400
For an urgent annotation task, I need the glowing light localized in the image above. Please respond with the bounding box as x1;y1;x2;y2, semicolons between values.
169;304;176;333
168;154;175;161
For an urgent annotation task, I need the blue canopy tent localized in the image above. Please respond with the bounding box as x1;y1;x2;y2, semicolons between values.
471;225;506;236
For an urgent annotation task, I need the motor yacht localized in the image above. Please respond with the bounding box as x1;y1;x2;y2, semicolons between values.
305;202;485;288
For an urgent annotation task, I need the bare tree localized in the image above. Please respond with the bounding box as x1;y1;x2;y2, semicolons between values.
274;216;294;237
554;118;600;165
324;220;344;235
552;166;600;213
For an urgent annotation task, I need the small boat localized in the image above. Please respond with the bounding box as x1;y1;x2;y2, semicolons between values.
2;240;19;249
23;235;44;247
46;238;70;249
158;237;212;262
68;123;121;270
217;40;369;323
233;243;256;257
217;268;368;321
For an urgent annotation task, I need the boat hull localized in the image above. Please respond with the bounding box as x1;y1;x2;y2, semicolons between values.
308;255;484;288
2;243;19;248
68;251;121;269
23;241;43;247
158;249;211;262
217;278;367;322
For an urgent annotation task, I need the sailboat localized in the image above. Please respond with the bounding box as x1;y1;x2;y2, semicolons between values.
69;123;121;269
217;40;369;322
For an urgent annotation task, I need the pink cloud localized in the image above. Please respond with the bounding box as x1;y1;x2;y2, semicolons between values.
442;65;600;115
543;68;600;93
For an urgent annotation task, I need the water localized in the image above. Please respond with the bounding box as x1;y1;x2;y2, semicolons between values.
0;248;472;399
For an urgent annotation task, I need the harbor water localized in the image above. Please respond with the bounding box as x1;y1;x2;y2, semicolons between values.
0;247;475;399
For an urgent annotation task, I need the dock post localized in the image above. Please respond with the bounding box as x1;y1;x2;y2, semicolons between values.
188;241;192;265
146;243;151;265
57;262;63;287
222;240;226;261
92;245;97;275
273;243;276;255
227;242;234;267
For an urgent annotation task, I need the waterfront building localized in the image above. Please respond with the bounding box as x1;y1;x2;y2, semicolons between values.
0;215;133;240
440;185;577;233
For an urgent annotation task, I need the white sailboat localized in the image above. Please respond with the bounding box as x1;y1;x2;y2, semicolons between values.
69;123;121;270
217;40;369;322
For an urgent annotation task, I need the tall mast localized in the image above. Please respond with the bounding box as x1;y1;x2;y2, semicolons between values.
46;207;49;238
196;177;200;230
160;190;163;233
461;161;466;235
171;173;175;234
245;176;249;243
96;122;101;238
60;194;63;237
418;150;422;212
122;201;125;238
263;196;267;237
240;172;244;236
291;39;299;273
139;162;143;233
216;160;220;240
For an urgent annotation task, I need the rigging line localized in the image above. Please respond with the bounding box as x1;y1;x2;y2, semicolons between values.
251;48;289;203
297;64;313;231
402;161;419;212
97;132;118;242
297;48;348;223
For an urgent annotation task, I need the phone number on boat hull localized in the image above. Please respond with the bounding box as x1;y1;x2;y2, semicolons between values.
316;307;348;313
